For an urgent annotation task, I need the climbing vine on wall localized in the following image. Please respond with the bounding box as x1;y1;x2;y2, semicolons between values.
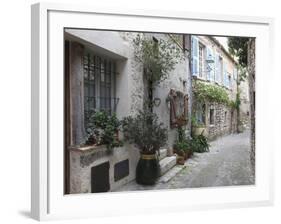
193;80;230;105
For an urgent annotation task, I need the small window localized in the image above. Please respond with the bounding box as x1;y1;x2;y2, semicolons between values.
209;108;215;125
224;111;227;124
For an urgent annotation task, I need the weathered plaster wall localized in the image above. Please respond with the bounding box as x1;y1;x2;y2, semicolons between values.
153;45;190;147
65;29;191;193
119;32;192;148
69;144;140;193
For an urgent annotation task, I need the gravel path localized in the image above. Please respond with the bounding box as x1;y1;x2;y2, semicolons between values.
114;130;254;192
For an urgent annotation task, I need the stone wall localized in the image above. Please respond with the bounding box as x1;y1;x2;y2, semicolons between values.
248;38;255;177
193;100;236;140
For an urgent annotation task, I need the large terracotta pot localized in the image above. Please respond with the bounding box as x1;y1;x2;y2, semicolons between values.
136;154;160;185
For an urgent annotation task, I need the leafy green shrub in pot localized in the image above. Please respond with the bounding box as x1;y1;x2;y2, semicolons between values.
190;134;210;153
173;127;194;162
84;111;123;153
122;110;168;185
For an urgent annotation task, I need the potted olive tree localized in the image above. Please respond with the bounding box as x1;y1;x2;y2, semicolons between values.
122;110;168;185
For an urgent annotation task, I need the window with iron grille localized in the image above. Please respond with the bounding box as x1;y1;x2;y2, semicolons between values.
83;51;118;122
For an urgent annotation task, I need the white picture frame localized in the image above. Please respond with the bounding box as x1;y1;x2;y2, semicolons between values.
31;2;274;221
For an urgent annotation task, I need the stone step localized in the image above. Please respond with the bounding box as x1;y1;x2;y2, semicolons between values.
157;165;186;183
158;148;168;160
159;155;177;176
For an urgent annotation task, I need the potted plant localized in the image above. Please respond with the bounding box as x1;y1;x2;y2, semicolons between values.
122;110;168;185
173;127;193;164
173;141;187;165
190;134;210;153
173;140;193;162
191;115;206;137
84;111;123;153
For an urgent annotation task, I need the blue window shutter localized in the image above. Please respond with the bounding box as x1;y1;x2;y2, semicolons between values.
206;47;215;81
206;47;211;80
215;53;220;83
210;49;215;82
223;61;227;87
191;36;199;77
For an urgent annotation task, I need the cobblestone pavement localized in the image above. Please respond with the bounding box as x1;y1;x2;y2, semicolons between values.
114;130;254;192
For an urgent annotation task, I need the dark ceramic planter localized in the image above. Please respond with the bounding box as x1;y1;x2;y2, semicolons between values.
136;154;160;185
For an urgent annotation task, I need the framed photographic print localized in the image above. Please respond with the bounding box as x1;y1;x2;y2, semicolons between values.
31;2;274;221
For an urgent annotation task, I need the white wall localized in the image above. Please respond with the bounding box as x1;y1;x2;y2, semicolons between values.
67;29;191;148
1;1;280;224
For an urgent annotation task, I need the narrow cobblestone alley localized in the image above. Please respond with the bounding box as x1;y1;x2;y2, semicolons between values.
114;130;254;192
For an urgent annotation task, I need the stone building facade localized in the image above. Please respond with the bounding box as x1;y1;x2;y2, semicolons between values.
248;38;255;176
191;35;239;140
64;29;192;194
239;74;250;129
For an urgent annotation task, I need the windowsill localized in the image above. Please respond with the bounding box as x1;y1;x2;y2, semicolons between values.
197;76;205;81
69;144;107;153
69;142;125;153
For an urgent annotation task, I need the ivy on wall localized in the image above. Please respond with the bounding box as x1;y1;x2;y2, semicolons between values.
193;80;230;105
